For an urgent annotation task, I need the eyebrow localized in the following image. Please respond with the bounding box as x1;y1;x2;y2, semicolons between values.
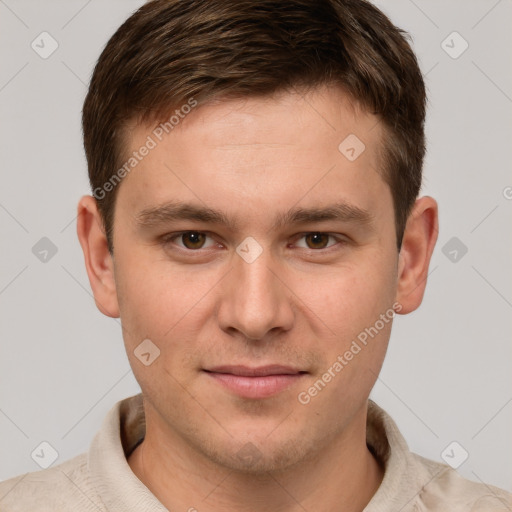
135;202;237;230
134;200;374;232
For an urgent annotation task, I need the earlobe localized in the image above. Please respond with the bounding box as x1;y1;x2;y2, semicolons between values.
395;196;438;314
76;195;120;318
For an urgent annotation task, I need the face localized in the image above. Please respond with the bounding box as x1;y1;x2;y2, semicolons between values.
109;87;402;472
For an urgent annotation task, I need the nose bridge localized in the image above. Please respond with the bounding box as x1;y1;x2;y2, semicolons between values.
238;250;275;305
217;242;293;340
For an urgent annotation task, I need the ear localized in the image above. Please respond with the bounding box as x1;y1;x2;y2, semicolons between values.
76;195;120;318
395;196;438;314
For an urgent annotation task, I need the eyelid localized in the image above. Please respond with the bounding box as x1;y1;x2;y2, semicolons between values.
292;232;344;250
161;231;219;250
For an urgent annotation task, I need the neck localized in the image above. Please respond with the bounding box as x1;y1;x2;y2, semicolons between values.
128;402;384;512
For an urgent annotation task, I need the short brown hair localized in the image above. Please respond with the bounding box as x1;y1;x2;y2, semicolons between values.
82;0;426;253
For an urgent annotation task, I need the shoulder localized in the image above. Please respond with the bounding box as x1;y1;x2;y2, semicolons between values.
0;453;106;511
366;401;511;511
411;453;512;511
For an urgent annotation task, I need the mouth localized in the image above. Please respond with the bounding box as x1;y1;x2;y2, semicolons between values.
203;365;307;399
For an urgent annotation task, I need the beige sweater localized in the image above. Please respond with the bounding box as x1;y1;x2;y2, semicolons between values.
0;394;510;511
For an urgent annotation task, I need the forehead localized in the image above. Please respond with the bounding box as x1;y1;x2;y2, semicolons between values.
115;86;392;230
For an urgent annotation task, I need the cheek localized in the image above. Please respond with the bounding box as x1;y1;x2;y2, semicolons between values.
114;255;220;385
116;254;201;335
293;257;397;340
290;254;397;405
116;264;201;399
294;267;395;416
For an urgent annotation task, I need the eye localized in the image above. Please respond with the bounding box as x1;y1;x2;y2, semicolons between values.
165;231;217;250
294;232;340;250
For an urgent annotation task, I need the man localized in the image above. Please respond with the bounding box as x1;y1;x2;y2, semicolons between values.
1;0;510;510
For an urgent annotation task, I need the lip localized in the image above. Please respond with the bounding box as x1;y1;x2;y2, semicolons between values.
204;365;306;399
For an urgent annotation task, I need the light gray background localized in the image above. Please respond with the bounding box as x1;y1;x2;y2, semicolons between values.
1;0;511;493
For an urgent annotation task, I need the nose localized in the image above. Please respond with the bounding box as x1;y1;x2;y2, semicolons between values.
216;245;295;341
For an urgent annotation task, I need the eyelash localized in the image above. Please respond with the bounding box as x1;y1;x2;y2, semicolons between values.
160;231;347;254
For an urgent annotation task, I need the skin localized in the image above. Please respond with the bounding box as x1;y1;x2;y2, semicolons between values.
77;86;438;512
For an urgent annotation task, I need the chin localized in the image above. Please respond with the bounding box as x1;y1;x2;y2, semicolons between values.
199;434;311;475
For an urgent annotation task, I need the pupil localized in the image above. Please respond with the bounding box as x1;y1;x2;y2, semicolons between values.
307;233;327;249
184;232;204;248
